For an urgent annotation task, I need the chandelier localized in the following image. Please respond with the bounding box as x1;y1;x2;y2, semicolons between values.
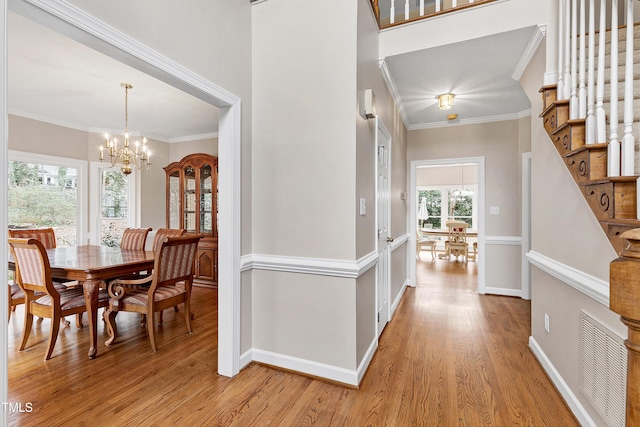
99;83;151;175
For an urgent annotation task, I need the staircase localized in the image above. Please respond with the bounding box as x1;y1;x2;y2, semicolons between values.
540;24;640;255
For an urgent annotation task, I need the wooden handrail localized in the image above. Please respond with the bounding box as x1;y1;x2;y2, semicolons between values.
371;0;380;25
371;0;497;29
610;228;640;426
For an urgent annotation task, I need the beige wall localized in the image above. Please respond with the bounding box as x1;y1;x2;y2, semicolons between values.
416;164;478;187
250;0;359;372
9;114;88;160
409;120;524;237
521;34;619;426
169;137;218;163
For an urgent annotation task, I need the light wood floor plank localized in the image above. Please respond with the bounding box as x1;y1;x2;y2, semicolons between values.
8;260;579;426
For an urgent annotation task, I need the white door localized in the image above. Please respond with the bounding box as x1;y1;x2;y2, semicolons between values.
376;119;391;337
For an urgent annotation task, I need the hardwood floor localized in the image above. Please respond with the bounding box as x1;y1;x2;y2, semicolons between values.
7;261;578;426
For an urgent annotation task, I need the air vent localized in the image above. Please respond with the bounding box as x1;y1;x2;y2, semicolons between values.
581;311;627;427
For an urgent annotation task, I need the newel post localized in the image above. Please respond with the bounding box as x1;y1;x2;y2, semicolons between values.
610;228;640;425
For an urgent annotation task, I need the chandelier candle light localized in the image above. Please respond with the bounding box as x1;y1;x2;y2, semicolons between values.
99;83;151;175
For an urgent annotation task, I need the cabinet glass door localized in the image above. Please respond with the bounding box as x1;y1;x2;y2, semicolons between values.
200;163;213;234
184;166;196;232
168;170;180;229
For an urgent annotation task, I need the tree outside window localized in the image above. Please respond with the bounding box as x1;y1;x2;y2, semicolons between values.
8;160;77;246
100;170;129;247
418;185;476;230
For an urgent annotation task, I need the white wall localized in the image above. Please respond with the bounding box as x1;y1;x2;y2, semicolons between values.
379;0;557;82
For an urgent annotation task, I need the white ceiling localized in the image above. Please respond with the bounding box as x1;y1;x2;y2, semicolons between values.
382;26;536;129
8;11;219;143
7;10;535;142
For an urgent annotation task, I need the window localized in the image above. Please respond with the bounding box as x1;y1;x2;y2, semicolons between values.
418;185;477;230
90;162;138;247
8;151;86;246
99;170;130;247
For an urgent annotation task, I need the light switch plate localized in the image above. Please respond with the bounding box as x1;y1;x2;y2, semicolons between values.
359;198;366;216
489;206;500;215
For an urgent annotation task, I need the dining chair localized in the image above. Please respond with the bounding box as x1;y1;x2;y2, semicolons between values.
444;220;469;262
416;230;436;261
7;228;73;323
104;234;202;352
8;238;110;360
152;228;186;252
119;228;186;324
120;227;153;251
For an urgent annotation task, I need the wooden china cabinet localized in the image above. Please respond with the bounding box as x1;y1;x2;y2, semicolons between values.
164;153;218;286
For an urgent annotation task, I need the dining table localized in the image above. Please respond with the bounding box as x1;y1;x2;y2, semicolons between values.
9;245;155;359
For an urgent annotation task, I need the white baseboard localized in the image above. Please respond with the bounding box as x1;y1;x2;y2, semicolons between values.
240;348;253;371
528;336;597;427
357;337;378;385
483;286;523;298
390;280;408;318
249;346;376;386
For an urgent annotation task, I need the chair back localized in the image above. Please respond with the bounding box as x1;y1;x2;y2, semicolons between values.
8;238;57;297
445;220;468;244
149;235;202;292
152;228;186;253
8;228;57;249
120;227;152;251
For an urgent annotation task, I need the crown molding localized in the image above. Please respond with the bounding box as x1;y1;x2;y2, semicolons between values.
169;132;219;143
379;59;410;129
408;109;532;130
512;24;547;81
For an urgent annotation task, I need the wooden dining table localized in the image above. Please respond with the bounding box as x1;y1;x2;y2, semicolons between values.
9;245;155;359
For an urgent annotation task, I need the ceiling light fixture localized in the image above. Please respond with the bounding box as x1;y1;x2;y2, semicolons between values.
99;83;151;175
438;93;455;110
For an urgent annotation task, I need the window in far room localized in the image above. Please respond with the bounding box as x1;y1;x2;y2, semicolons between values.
417;184;477;230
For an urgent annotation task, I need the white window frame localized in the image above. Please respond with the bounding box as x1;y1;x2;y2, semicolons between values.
89;161;139;245
9;150;88;245
417;184;478;231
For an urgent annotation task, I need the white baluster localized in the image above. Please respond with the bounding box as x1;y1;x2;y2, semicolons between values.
405;0;409;20
621;0;635;177
586;0;595;144
578;0;587;119
558;0;565;99
595;0;607;144
609;0;620;177
452;0;457;7
570;0;579;119
564;0;571;100
436;0;441;13
420;0;424;16
390;0;395;24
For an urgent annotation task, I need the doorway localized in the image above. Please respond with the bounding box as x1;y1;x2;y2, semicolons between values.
409;157;486;293
0;1;243;409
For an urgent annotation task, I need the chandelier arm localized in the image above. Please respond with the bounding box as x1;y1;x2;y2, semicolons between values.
98;82;151;175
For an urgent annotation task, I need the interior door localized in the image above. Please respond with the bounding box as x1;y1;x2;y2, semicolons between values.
376;119;391;337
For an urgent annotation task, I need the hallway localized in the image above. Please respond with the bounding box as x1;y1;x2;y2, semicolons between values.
7;260;578;426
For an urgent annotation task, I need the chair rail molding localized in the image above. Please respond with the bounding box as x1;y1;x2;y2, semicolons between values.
485;235;522;245
526;250;609;306
241;250;379;279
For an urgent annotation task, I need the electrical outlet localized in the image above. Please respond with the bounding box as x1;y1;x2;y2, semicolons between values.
544;313;550;333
